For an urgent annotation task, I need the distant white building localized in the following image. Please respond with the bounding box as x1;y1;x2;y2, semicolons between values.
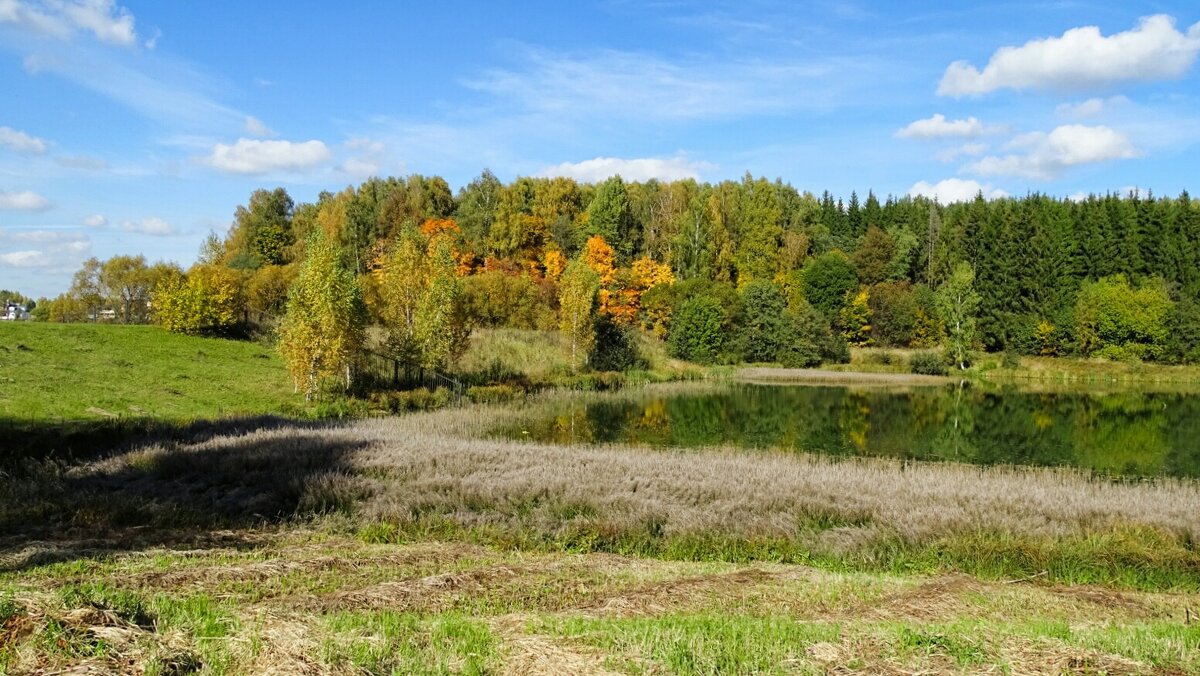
2;302;30;321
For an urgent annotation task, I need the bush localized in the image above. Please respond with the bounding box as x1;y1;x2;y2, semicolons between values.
589;315;643;372
1075;275;1172;361
1165;296;1200;364
910;351;947;376
869;280;917;347
794;301;849;365
668;294;726;364
734;280;793;363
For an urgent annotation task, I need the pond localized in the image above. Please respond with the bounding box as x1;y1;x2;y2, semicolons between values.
501;383;1200;479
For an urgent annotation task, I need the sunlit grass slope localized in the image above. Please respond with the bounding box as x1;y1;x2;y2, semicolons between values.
0;322;296;422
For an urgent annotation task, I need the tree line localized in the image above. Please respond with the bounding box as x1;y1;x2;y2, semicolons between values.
35;172;1200;390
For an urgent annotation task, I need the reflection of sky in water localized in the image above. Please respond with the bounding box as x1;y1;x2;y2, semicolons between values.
503;385;1200;479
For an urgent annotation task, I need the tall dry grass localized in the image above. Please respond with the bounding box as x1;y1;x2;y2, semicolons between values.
353;405;1200;545
4;388;1198;584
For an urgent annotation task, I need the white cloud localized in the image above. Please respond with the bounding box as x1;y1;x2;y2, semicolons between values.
536;155;715;182
341;158;380;177
0;125;48;154
120;217;175;236
965;124;1138;180
908;178;1008;203
83;214;107;227
243;115;276;137
468;46;877;122
5;228;91;254
0;250;50;267
895;114;989;139
0;189;52;211
0;0;138;47
1055;95;1130;119
938;15;1200;96
207;138;332;175
935;142;988;162
54;154;109;170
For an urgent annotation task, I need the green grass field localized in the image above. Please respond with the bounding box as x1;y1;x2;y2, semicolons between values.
3;323;1199;673
0;323;297;423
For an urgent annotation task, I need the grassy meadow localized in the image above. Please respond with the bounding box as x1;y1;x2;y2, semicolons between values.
2;323;1199;673
0;323;297;422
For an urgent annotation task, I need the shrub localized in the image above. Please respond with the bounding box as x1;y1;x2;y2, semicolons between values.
869;280;918;347
910;351;947;376
154;265;243;336
668;295;726;364
734;280;794;363
589;315;643;372
1164;296;1200;364
1075;275;1172;361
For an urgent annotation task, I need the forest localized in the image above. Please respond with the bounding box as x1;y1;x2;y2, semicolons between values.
34;171;1200;387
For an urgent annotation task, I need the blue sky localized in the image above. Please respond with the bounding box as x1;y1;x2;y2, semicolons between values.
2;0;1199;297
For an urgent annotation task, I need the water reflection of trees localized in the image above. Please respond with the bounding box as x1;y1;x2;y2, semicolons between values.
520;385;1200;478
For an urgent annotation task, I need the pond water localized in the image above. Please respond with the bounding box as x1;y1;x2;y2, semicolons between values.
503;383;1200;479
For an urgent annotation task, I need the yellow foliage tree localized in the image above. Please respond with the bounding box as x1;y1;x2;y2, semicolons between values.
582;236;616;285
838;288;873;346
278;230;366;399
154;265;243;335
542;248;567;283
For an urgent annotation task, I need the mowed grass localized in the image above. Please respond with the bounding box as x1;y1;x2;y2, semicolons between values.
2;534;1198;674
0;322;296;422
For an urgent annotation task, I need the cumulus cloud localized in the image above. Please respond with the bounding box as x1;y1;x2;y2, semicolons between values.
0;250;50;267
1055;95;1130;119
908;178;1008;203
0;126;48;154
83;214;107;227
120;217;175;236
0;0;138;47
895;114;990;139
243;115;276;137
536;155;715;182
938;15;1200;96
0;189;52;211
207;138;332;175
965;124;1138;180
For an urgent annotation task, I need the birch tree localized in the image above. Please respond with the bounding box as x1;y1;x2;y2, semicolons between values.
279;229;366;399
558;258;600;371
935;262;980;371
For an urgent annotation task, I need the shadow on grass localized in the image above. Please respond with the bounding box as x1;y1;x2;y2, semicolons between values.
0;417;372;572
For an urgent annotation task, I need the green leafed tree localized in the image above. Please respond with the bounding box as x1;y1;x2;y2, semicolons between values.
935;262;980;370
558;258;601;371
585;176;635;262
279;229;366;400
802;250;859;319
